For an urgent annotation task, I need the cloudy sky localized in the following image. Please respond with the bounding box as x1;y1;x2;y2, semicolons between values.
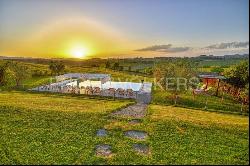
0;0;249;58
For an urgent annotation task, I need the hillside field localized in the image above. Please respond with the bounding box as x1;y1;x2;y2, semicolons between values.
0;92;248;164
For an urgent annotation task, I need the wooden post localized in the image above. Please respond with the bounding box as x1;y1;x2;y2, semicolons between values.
205;97;208;110
221;88;224;102
215;79;221;96
205;78;208;89
192;89;195;100
204;92;209;110
240;102;244;114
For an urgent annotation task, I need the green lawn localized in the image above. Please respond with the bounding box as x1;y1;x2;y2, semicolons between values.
0;92;133;164
0;92;248;164
145;105;249;165
101;105;248;165
0;76;53;91
22;76;54;89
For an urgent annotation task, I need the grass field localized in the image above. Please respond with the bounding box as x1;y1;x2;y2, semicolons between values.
0;92;133;164
146;105;249;165
198;59;244;68
0;59;249;164
0;92;248;164
152;89;249;115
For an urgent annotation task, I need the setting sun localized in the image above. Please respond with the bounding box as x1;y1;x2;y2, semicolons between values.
71;47;88;58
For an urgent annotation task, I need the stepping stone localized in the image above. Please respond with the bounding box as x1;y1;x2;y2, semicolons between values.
133;143;150;155
128;119;141;125
111;103;148;119
96;129;107;137
124;130;148;140
95;144;112;157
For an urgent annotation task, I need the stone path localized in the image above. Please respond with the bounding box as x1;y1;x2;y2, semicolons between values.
95;102;150;157
111;103;148;119
133;143;150;155
124;130;148;140
96;129;108;137
95;144;112;157
128;119;141;125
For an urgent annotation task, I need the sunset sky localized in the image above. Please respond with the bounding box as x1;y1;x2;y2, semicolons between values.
0;0;249;59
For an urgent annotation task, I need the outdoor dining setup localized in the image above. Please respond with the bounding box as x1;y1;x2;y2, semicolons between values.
30;73;152;103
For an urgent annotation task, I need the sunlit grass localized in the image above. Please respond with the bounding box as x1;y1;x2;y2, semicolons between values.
145;105;249;165
0;91;133;164
0;92;248;164
149;105;249;130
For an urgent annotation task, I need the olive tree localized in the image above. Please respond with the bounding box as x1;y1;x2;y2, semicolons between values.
153;59;198;105
8;62;31;87
49;61;65;76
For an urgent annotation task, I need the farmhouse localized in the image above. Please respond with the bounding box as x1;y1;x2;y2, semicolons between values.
31;73;152;103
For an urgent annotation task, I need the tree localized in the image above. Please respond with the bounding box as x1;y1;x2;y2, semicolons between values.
105;61;111;69
49;61;65;76
119;66;124;71
144;67;153;75
0;66;5;86
112;62;119;71
44;70;49;76
49;62;56;75
128;66;132;72
224;60;249;89
3;67;15;88
9;62;31;87
224;60;249;110
0;61;15;86
153;60;198;105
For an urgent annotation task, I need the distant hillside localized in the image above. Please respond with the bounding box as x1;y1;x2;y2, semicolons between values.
196;54;249;60
0;54;248;68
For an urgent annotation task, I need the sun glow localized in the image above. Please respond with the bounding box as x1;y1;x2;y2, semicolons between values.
71;47;88;58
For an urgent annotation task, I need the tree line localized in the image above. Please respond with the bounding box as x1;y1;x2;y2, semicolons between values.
0;61;66;88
